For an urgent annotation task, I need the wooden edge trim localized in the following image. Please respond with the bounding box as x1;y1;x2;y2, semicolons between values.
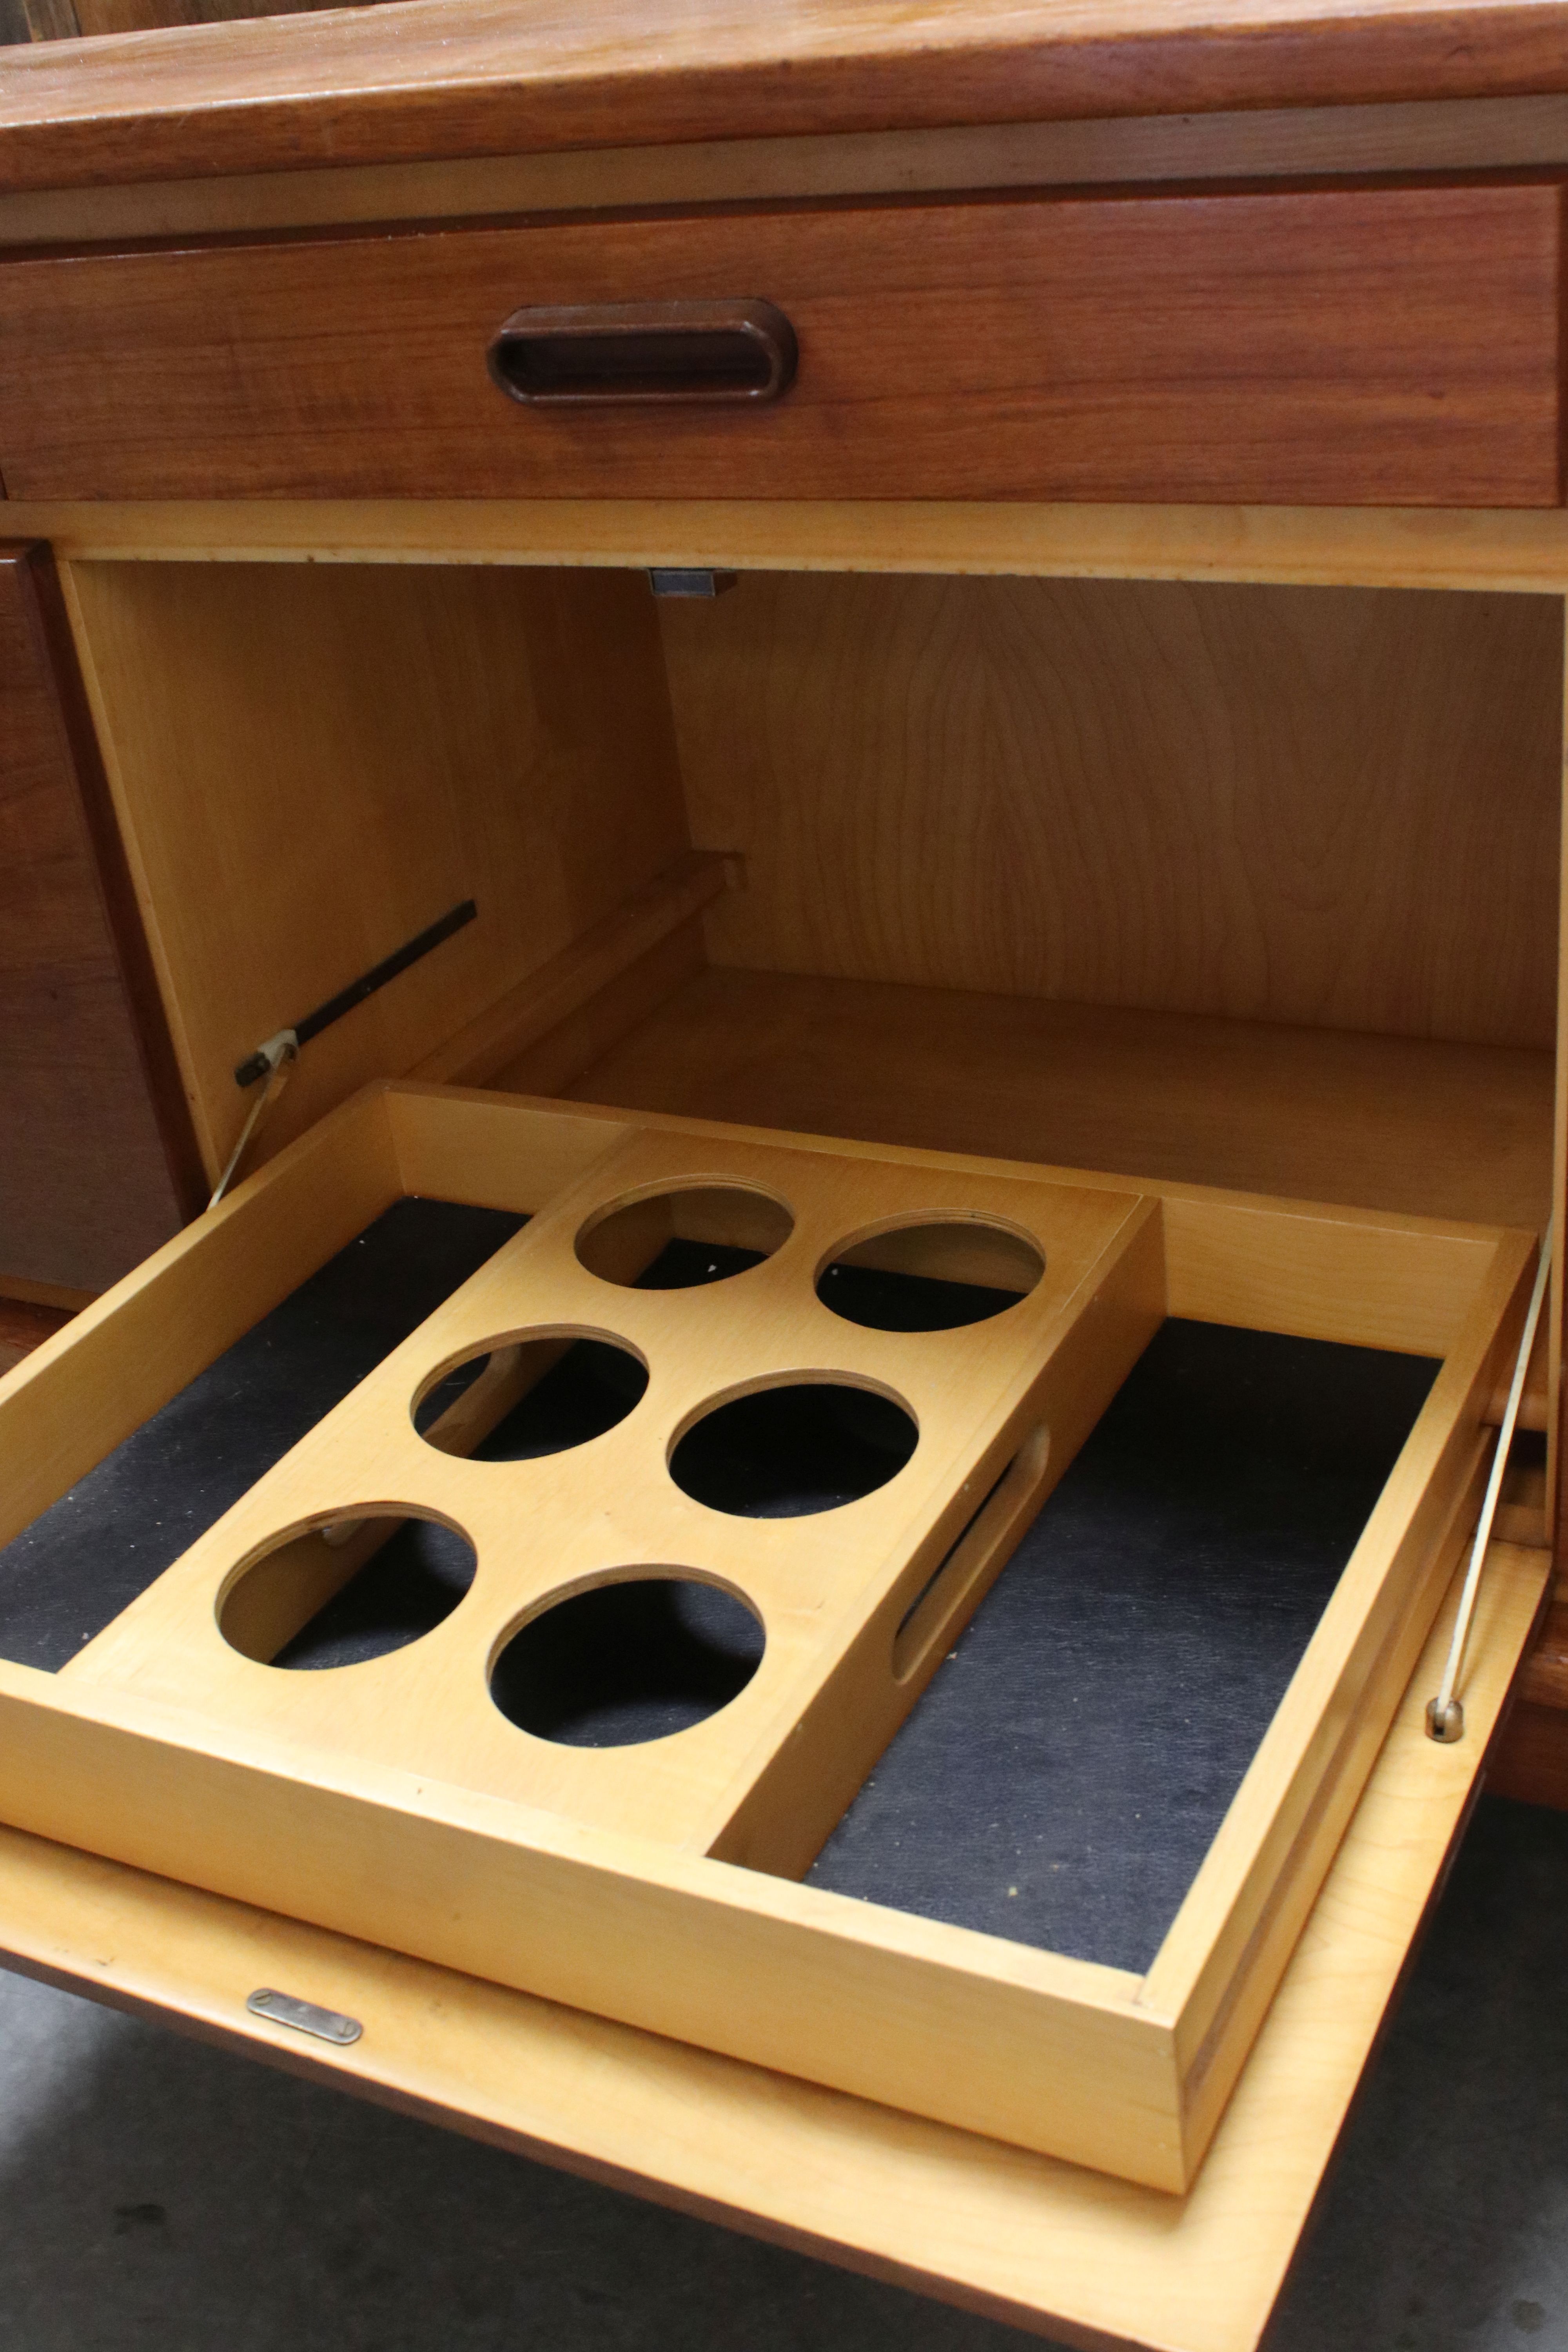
405;1078;1518;1248
9;500;1568;594
1160;1194;1500;1357
4;0;1568;194
412;849;728;1089
1174;1436;1490;2177
380;1085;633;1205
1144;1230;1534;2047
486;913;709;1100
0;1657;1179;2187
0;1083;403;1545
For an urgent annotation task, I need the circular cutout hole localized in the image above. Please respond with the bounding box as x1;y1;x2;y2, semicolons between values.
670;1381;917;1517
414;1332;647;1459
577;1183;793;1289
817;1218;1044;1332
490;1574;764;1746
220;1508;475;1670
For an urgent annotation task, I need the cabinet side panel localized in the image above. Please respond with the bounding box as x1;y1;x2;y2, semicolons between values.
0;542;191;1290
67;561;691;1183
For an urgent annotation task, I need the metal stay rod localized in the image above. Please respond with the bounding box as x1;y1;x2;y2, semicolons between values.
1426;1220;1553;1743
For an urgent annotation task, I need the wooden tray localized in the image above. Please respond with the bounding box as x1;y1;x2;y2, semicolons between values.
0;1543;1545;2352
0;1080;1535;2192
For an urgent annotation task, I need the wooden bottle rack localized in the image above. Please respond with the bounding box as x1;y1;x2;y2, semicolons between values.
0;1079;1535;2194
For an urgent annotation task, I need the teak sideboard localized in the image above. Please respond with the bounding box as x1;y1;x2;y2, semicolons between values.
4;4;1568;2345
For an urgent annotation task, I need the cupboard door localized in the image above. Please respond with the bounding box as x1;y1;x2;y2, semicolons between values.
0;542;198;1294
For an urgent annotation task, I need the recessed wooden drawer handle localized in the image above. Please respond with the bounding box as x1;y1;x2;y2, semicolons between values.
486;298;798;406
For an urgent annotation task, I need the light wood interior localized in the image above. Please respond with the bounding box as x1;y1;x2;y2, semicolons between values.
62;559;691;1181
60;559;1564;1218
55;549;1566;1488
662;575;1561;1049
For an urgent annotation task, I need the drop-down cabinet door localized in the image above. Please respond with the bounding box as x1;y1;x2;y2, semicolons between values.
0;541;199;1295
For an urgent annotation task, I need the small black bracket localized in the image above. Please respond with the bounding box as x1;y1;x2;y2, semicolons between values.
234;900;477;1087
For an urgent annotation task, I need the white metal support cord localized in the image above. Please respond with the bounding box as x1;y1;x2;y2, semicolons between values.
207;1029;297;1211
1426;1220;1553;1743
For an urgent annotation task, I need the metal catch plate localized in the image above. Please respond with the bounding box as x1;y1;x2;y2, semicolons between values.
246;1987;362;2045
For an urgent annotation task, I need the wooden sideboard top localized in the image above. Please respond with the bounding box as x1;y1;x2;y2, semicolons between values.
2;0;1568;197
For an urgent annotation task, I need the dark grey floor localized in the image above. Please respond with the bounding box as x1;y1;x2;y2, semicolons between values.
0;1792;1563;2352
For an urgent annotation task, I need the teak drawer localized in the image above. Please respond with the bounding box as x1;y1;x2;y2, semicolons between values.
0;1080;1536;2197
0;183;1561;506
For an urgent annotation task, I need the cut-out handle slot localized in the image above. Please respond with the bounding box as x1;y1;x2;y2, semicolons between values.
891;1427;1052;1684
487;299;798;406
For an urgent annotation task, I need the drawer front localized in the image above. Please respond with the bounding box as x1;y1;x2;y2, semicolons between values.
0;543;196;1292
0;183;1560;506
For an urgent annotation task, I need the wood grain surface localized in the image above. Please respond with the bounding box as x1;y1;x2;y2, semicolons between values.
0;185;1559;507
664;573;1564;1050
1;0;391;36
564;966;1557;1231
4;0;1568;195
0;543;192;1292
64;559;691;1183
0;1296;72;1372
11;496;1568;593
6;97;1568;252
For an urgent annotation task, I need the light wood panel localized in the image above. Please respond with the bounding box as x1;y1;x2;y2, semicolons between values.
563;967;1555;1232
561;945;1556;1461
0;1082;628;1558
63;559;690;1182
2;188;1559;507
389;1080;1508;1357
664;573;1563;1051
411;849;727;1089
2;0;1568;195
5;96;1568;250
10;497;1568;595
487;913;708;1100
